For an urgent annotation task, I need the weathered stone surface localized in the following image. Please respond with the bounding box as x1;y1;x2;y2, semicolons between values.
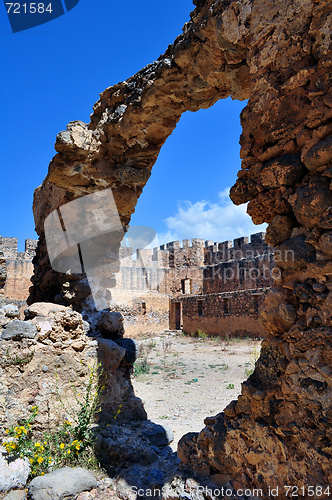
293;177;332;228
229;179;259;205
1;305;20;318
142;422;174;447
24;302;67;319
0;448;30;492
1;320;37;341
97;311;124;338
3;490;27;500
247;191;291;225
318;231;332;257
113;338;138;365
28;467;97;500
275;235;316;272
259;288;297;335
265;215;294;247
302;135;332;170
0;306;146;436
260;154;305;188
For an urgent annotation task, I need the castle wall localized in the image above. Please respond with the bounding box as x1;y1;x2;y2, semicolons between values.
0;237;37;302
203;233;275;294
170;289;269;338
115;233;273;298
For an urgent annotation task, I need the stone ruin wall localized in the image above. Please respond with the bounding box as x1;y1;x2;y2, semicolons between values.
0;237;38;304
116;232;274;337
0;302;146;440
20;0;332;494
166;232;274;337
171;289;268;338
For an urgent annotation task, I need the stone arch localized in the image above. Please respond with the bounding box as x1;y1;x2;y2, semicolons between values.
29;0;332;494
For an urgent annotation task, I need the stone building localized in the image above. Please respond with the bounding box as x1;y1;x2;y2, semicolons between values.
0;232;274;337
0;237;37;303
167;232;274;337
115;231;274;337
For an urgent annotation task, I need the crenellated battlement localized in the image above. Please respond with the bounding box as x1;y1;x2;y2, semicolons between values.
0;232;273;300
0;237;38;262
118;232;269;269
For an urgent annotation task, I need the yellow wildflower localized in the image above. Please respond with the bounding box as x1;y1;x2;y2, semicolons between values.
5;429;9;434
35;442;41;448
75;444;80;450
29;458;34;464
59;443;65;450
37;457;44;464
65;421;72;426
67;449;71;454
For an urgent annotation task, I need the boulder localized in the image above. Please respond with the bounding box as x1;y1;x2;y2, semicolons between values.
28;467;97;500
97;311;125;338
113;338;138;365
24;303;68;319
142;421;174;447
265;215;295;247
1;320;37;341
1;305;20;318
274;236;316;271
0;449;30;493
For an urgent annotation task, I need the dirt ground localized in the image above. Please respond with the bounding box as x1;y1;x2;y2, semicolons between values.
132;332;262;450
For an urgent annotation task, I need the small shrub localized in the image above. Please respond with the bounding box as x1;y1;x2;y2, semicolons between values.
245;346;260;378
133;358;150;376
197;329;208;340
226;383;235;389
2;363;105;478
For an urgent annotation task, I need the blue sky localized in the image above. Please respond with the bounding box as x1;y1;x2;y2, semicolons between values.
1;0;266;251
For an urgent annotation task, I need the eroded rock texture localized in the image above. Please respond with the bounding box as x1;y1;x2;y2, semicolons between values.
0;303;145;436
29;0;331;494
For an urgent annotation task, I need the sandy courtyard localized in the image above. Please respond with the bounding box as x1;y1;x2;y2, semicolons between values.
132;332;261;450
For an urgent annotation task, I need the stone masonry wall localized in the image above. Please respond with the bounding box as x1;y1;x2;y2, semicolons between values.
0;238;37;303
203;232;274;293
0;302;146;438
117;232;272;296
29;0;332;494
170;289;269;337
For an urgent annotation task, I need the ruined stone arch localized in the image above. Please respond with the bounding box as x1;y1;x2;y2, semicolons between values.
29;0;332;494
